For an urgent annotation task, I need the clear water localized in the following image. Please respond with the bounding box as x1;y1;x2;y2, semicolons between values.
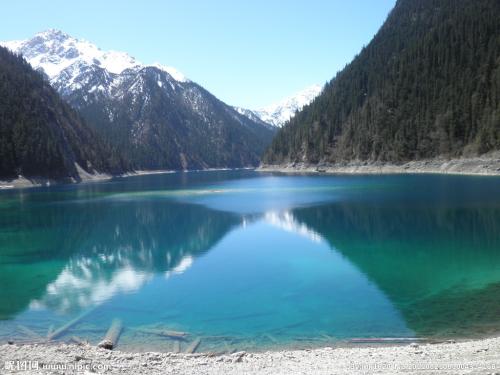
0;170;499;352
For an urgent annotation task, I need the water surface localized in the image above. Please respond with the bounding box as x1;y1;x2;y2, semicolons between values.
0;170;499;352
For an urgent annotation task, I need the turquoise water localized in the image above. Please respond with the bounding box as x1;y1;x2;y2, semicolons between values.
0;170;499;352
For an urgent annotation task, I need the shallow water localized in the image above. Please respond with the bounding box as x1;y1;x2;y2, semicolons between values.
0;170;499;352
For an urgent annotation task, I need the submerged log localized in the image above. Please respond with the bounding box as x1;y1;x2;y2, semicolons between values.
223;341;232;353
17;325;42;340
350;337;427;343
47;325;54;338
137;328;188;340
98;319;123;350
161;330;188;339
263;333;278;343
47;308;95;341
202;334;235;340
173;341;181;353
185;338;201;354
270;319;311;334
9;339;54;345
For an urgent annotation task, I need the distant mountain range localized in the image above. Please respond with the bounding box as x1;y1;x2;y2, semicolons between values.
264;0;500;166
2;30;275;171
235;84;322;128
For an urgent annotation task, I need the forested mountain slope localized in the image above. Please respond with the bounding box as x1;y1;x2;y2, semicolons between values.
0;46;127;180
263;0;500;165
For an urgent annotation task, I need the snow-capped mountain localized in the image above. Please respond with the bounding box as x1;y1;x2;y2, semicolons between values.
2;30;275;170
233;106;275;129
257;85;322;127
236;85;322;128
2;29;187;84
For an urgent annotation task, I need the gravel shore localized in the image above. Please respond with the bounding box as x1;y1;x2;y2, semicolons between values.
0;170;174;190
258;153;500;176
2;337;500;374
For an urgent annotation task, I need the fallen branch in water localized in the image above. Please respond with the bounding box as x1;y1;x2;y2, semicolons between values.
136;328;189;340
47;308;96;341
98;319;123;350
17;325;42;341
185;338;201;354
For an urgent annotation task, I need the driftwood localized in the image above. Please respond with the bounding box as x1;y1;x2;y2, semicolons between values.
98;319;123;350
185;338;201;354
47;308;95;341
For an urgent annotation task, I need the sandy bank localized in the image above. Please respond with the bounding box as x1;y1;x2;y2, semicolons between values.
259;153;500;176
2;337;500;374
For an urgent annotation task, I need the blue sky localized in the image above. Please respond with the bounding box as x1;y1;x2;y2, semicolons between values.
1;0;396;108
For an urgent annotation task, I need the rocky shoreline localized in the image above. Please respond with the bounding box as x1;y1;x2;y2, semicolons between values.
2;337;500;374
259;153;500;176
0;167;255;190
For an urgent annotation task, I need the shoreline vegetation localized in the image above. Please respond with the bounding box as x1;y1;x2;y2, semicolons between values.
2;336;500;374
258;152;500;176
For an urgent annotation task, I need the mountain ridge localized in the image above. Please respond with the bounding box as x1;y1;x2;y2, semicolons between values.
2;30;275;171
2;29;188;83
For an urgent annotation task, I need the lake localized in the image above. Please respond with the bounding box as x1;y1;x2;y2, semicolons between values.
0;170;499;352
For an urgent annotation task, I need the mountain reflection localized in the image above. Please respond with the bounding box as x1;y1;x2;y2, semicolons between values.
290;202;500;338
0;199;241;318
264;211;323;243
2;172;500;342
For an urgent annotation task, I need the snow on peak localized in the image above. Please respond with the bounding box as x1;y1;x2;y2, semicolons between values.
151;63;188;82
35;28;71;40
235;85;322;128
256;84;322;127
1;29;188;82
